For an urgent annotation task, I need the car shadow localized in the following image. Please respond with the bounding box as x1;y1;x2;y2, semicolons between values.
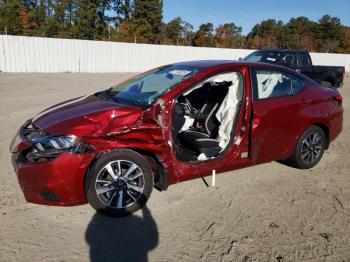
85;206;158;262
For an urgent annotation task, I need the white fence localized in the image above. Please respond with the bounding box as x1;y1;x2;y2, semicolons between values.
1;35;350;73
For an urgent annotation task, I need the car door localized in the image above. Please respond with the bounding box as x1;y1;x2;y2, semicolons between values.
164;66;253;182
191;67;252;177
250;67;307;164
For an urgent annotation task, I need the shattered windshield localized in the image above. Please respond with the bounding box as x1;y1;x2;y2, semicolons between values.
97;64;202;107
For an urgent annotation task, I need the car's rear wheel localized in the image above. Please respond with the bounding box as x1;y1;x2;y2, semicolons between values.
85;149;153;217
287;126;326;169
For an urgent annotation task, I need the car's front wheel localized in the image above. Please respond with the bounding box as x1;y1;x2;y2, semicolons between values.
287;126;326;169
85;149;153;217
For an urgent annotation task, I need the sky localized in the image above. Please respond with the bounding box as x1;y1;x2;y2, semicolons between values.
163;0;350;35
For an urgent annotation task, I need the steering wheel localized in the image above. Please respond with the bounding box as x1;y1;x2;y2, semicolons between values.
182;98;199;117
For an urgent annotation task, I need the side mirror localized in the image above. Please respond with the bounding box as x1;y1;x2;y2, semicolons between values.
238;57;243;61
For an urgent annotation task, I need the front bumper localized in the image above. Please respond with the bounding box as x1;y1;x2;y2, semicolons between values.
11;147;95;206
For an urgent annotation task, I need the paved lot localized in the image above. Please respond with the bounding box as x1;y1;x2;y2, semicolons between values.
0;73;349;261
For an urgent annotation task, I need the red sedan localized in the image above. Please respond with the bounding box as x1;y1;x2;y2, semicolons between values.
9;61;343;216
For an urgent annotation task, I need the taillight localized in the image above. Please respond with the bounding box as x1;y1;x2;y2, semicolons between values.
333;95;343;106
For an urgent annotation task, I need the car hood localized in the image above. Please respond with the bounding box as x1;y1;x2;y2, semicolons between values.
32;95;143;137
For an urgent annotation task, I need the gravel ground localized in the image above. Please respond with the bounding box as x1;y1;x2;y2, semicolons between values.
0;73;349;262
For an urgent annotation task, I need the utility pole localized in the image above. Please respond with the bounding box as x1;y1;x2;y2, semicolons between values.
4;27;7;35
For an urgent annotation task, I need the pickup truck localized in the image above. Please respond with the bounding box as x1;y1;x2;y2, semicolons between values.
243;49;345;88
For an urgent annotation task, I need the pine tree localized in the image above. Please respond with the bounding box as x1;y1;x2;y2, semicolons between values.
95;0;111;40
285;17;317;51
193;23;215;47
163;17;194;45
215;23;243;48
26;0;47;36
246;19;285;48
164;17;182;45
71;0;98;40
131;0;162;43
39;0;76;38
114;0;132;26
315;15;345;52
0;0;24;34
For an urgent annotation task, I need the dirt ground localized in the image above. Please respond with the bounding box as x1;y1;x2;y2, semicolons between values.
0;73;349;262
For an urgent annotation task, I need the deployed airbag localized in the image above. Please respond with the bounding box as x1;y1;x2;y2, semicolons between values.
256;72;282;98
215;72;243;150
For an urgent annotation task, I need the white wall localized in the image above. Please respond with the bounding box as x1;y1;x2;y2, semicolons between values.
1;35;349;73
310;52;350;71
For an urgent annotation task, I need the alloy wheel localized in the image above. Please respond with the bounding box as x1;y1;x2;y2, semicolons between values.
301;132;323;164
95;160;145;209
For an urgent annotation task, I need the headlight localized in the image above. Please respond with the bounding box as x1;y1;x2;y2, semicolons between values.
30;135;92;158
33;135;79;152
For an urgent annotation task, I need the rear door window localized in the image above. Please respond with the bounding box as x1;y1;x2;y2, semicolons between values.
252;68;305;100
261;52;280;63
280;53;297;66
296;53;311;66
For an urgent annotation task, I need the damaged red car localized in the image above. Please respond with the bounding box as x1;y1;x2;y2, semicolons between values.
9;61;343;216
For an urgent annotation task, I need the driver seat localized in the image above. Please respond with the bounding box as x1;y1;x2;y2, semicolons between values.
178;103;221;157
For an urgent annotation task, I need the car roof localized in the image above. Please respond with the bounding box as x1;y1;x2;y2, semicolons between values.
172;60;285;70
174;60;237;68
260;48;306;53
170;60;311;82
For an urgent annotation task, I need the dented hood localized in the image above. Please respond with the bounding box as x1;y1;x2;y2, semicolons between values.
32;95;143;137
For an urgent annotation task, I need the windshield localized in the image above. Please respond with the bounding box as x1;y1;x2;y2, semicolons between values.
97;64;202;107
243;51;264;62
244;51;282;63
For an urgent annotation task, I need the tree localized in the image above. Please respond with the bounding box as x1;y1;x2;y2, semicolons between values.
1;2;350;54
246;19;285;48
193;23;215;47
315;15;344;52
164;17;182;44
338;27;350;53
181;21;194;46
130;0;163;43
113;0;132;27
95;0;111;40
113;19;135;42
70;0;99;40
215;22;243;48
285;17;317;51
0;0;24;34
162;17;193;45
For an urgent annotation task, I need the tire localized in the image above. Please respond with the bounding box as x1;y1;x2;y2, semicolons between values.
85;149;153;217
287;126;326;169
